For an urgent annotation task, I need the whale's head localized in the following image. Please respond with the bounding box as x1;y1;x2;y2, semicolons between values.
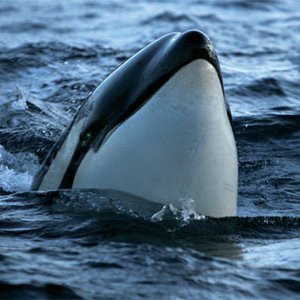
32;30;238;217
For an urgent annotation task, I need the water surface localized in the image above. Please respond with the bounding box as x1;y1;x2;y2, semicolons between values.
0;0;299;299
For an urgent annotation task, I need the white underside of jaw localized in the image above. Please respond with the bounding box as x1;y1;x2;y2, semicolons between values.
71;59;238;217
39;118;86;190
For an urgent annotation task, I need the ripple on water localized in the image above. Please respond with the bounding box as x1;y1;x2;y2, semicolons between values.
0;0;299;298
0;282;82;300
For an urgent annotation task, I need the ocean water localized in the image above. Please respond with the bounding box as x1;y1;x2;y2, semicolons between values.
0;0;299;299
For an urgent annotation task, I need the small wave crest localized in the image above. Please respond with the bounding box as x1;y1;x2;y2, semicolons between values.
232;77;286;97
141;11;198;25
151;201;206;223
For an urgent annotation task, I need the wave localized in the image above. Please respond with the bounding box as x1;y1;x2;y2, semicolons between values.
0;42;100;76
0;190;299;242
232;77;286;97
141;11;200;25
0;145;38;192
215;0;283;11
0;282;81;300
0;94;69;158
0;41;124;80
233;112;300;141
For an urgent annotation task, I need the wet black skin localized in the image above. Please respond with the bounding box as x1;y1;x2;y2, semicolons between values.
32;30;232;190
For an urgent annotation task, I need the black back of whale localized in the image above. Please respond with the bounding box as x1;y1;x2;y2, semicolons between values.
32;30;232;190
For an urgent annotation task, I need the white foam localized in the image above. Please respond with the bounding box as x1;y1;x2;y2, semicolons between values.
0;145;40;192
151;200;206;223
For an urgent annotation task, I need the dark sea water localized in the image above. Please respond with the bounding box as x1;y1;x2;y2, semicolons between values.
0;0;299;299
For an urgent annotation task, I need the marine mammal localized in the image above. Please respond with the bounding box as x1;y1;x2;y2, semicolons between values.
31;30;238;217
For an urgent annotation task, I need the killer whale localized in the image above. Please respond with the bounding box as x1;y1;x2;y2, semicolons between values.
31;30;238;217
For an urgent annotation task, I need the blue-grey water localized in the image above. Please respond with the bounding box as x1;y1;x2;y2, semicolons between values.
0;0;299;299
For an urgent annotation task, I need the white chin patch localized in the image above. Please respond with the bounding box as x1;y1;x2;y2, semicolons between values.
39;118;86;190
73;59;238;217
